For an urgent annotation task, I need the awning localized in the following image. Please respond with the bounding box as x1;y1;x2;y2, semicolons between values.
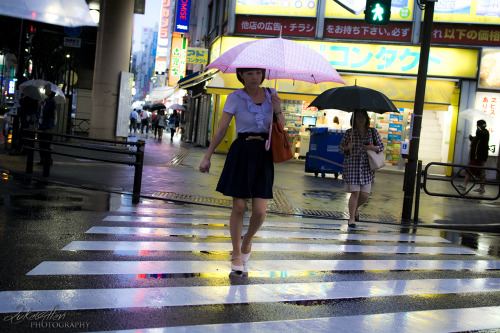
175;69;219;91
148;86;175;102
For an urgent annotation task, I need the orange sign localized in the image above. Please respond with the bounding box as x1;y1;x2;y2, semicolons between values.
168;37;188;86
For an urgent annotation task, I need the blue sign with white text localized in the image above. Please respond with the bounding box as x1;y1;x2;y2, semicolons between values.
175;0;191;33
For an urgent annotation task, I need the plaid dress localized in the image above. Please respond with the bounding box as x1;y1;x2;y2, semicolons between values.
339;127;384;185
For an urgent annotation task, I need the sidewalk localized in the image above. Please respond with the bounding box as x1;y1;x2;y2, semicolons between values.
1;132;499;231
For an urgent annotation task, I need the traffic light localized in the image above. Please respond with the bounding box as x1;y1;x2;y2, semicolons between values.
364;0;392;25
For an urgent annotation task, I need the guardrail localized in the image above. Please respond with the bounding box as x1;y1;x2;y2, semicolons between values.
22;129;145;203
413;161;500;223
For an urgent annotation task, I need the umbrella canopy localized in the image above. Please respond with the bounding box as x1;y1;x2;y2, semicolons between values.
309;86;398;114
169;104;185;111
142;105;151;110
19;85;44;101
150;103;166;111
206;37;345;85
0;0;97;27
461;108;495;125
19;80;65;100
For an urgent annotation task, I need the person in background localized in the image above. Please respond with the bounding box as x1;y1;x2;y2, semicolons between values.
332;116;342;129
140;108;150;134
129;109;139;133
338;110;384;228
156;109;166;141
167;112;177;142
175;111;180;135
17;94;39;153
458;119;490;194
152;111;158;138
199;68;284;274
37;84;57;166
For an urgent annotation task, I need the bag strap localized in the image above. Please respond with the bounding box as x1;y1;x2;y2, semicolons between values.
265;87;273;151
370;127;378;151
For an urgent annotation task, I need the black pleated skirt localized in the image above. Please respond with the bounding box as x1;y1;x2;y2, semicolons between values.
216;137;274;199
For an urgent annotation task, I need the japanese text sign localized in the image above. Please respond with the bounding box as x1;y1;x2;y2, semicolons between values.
474;91;499;156
236;16;316;37
186;48;208;65
175;0;191;33
168;36;188;86
215;36;478;78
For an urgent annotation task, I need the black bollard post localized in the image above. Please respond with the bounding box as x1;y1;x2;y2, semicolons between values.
25;130;35;175
132;140;145;204
414;160;422;224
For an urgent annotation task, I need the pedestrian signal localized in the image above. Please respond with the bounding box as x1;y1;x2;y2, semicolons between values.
364;0;392;25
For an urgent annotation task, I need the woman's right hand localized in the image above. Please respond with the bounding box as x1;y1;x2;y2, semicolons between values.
346;142;354;151
199;158;211;173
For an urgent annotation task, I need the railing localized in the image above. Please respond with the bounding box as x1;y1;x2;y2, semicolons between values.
71;118;91;135
413;161;500;223
22;129;145;203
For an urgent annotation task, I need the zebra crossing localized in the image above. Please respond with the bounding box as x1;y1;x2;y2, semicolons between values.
2;203;500;332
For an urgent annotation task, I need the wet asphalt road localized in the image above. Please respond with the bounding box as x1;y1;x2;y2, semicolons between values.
1;175;500;332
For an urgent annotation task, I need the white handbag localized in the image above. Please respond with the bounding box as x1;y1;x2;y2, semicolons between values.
367;149;385;170
366;128;385;171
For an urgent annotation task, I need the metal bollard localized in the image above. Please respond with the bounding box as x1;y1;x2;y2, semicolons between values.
132;140;145;204
25;130;35;175
414;160;423;224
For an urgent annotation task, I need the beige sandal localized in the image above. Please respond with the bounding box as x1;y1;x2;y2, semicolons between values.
231;256;243;273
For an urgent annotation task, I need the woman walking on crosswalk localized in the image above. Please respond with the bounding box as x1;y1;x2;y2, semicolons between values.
199;68;284;274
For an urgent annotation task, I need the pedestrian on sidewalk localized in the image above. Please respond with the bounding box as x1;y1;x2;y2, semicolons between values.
140;109;150;134
37;84;57;166
156;109;166;141
152;111;159;138
458;119;490;194
199;68;284;274
17;94;39;153
168;112;177;142
129;109;139;133
339;110;384;228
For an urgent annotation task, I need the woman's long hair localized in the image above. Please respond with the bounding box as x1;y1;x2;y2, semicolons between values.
350;110;370;130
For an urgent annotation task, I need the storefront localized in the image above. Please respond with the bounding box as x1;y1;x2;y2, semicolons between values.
205;36;480;175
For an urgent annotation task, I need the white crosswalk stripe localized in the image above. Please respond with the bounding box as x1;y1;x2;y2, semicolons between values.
2;204;500;332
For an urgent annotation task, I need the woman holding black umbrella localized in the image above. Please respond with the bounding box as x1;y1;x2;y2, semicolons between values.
339;110;384;228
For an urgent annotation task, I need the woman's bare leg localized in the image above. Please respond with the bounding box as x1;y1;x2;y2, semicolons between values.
230;198;247;266
355;191;370;217
348;191;360;224
242;198;267;254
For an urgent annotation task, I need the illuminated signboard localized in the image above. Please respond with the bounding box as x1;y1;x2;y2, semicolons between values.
217;36;478;78
432;24;500;46
326;0;414;21
235;0;317;17
479;49;500;89
186;47;208;65
8;80;15;94
474;91;499;157
168;36;188;86
235;16;316;37
432;0;500;25
156;0;175;74
175;0;191;33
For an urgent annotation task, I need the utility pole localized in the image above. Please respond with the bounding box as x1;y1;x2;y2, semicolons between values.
402;0;436;220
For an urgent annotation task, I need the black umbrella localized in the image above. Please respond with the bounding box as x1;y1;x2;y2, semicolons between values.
150;103;166;111
309;86;398;114
142;105;151;110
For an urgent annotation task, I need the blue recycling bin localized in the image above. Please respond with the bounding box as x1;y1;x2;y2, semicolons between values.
305;127;345;178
